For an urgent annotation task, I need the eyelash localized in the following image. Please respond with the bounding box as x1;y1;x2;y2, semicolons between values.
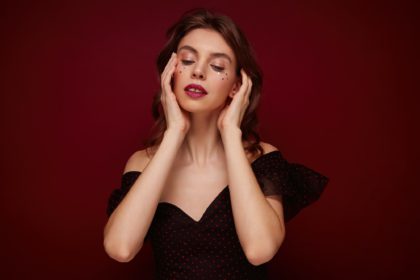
181;60;225;72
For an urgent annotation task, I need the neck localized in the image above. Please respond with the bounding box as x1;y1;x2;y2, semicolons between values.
179;110;225;168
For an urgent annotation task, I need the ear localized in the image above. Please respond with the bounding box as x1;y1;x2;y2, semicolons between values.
229;77;242;98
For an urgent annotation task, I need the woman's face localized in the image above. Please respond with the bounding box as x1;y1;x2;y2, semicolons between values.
173;28;240;113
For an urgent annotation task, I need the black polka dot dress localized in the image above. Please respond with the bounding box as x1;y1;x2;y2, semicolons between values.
106;150;329;279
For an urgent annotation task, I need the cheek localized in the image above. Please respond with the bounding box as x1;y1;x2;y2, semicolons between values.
173;65;187;94
173;64;185;88
215;71;229;81
212;72;235;95
175;63;186;75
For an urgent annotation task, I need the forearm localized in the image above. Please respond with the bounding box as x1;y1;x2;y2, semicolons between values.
221;129;284;262
104;130;184;261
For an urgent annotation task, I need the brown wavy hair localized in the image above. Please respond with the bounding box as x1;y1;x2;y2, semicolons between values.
143;8;264;158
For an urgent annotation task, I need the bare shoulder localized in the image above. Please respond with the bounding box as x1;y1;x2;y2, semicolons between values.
123;148;153;174
245;140;279;163
259;141;279;155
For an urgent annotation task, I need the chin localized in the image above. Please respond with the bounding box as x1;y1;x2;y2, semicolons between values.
175;89;228;113
178;100;210;113
178;99;225;115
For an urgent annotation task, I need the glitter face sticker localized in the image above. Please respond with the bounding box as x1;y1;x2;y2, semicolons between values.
217;71;229;81
175;54;230;81
176;63;186;75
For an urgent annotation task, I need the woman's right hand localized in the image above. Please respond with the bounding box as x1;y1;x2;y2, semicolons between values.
160;52;191;136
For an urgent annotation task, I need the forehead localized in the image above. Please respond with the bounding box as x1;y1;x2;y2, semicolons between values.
177;28;235;62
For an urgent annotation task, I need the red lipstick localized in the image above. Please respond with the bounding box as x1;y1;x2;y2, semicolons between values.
184;83;208;98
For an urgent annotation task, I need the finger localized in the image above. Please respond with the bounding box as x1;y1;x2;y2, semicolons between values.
161;54;176;105
238;71;251;108
162;52;176;79
246;75;253;100
162;54;178;95
162;54;176;83
240;69;249;96
161;53;177;90
241;70;252;100
169;54;178;79
168;52;178;74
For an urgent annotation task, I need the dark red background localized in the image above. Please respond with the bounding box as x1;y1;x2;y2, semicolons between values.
1;0;418;279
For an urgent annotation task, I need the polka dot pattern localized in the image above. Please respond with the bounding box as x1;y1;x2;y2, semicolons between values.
106;150;329;279
251;151;330;222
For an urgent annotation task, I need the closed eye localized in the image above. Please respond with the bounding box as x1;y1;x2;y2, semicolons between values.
181;60;225;73
181;60;194;65
211;65;225;72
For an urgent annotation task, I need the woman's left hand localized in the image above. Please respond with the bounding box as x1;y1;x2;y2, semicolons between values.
217;69;252;136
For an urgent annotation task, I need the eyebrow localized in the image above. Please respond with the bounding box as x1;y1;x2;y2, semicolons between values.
177;45;232;63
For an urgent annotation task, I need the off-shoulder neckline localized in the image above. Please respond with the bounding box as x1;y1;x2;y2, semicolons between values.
122;150;281;176
119;150;282;223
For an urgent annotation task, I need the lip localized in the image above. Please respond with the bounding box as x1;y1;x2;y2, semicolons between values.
185;91;207;98
184;83;208;95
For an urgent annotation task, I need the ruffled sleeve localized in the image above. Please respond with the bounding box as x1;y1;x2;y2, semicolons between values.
251;151;329;223
106;171;152;242
106;171;142;217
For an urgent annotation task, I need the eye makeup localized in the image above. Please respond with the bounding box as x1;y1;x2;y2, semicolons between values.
177;50;231;80
177;45;233;64
211;64;225;73
178;65;186;74
181;59;226;72
217;71;229;80
180;59;194;66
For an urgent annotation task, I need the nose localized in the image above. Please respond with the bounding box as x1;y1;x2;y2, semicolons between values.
191;64;206;80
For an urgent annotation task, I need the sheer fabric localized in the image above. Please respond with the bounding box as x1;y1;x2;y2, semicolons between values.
106;150;329;279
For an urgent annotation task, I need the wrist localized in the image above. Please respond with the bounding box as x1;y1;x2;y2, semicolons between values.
220;127;242;141
163;129;186;144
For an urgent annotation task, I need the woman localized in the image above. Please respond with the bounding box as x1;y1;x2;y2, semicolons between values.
104;8;329;279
